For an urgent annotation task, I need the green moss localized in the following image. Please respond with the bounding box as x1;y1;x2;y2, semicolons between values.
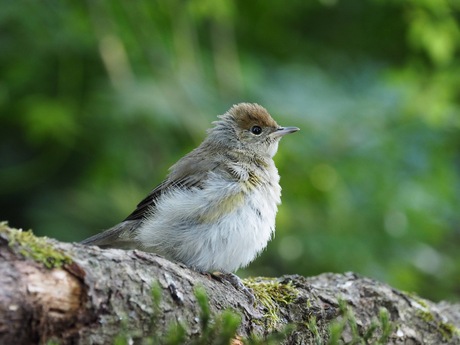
243;277;298;331
118;283;244;345
404;290;429;308
326;299;394;345
439;322;460;340
0;222;72;268
409;293;460;341
417;309;435;323
416;309;460;341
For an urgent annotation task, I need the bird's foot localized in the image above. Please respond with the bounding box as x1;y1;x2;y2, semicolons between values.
212;272;255;304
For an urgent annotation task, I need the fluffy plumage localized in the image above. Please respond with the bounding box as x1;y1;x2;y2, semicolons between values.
81;103;299;272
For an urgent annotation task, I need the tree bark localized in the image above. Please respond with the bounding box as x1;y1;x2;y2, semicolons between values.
0;223;459;345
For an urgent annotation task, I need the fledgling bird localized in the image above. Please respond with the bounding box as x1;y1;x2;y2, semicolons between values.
82;103;299;274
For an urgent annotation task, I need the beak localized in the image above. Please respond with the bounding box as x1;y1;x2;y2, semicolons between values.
271;126;300;138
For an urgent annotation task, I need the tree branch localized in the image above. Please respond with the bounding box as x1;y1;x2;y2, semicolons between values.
0;223;459;344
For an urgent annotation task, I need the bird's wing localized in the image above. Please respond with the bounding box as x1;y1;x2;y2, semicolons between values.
124;156;222;221
123;176;199;221
81;170;211;247
80;220;140;248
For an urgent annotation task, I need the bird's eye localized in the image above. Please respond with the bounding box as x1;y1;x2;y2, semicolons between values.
250;125;262;135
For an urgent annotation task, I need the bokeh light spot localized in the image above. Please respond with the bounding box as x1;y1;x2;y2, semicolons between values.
384;210;408;237
278;235;304;261
412;243;444;276
310;164;338;192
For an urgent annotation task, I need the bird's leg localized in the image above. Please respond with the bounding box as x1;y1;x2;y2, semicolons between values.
211;272;255;304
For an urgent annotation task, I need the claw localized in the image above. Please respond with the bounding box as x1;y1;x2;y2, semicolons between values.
212;272;255;304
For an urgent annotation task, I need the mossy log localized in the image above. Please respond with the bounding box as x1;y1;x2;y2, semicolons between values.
0;223;459;345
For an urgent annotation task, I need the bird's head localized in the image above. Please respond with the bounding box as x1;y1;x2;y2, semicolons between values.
209;103;299;158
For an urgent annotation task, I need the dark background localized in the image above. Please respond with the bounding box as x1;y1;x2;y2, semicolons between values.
1;0;460;301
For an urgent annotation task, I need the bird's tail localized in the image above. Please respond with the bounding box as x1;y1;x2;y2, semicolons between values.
81;220;140;250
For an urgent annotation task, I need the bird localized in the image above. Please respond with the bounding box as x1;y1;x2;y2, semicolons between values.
82;103;299;276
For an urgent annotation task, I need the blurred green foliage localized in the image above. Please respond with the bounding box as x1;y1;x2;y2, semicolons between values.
1;0;459;301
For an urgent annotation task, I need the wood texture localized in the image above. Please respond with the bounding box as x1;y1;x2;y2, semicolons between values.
1;224;459;344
